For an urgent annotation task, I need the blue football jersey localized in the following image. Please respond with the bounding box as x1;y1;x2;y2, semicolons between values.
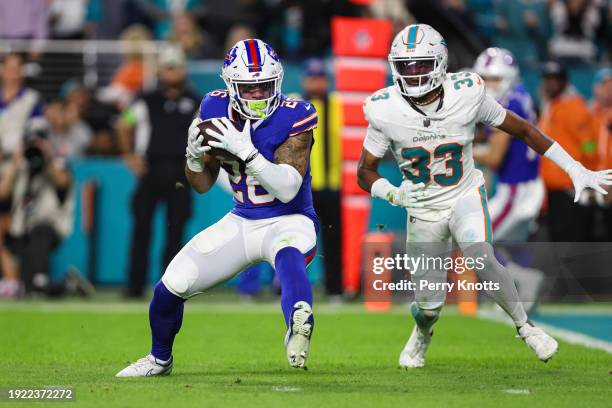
495;84;540;184
198;90;320;232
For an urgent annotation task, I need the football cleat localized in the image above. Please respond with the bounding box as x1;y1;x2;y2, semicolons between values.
518;322;559;362
285;301;313;369
115;354;173;377
399;325;432;369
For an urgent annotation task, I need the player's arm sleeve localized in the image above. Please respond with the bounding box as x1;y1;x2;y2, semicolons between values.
245;105;316;203
362;100;390;157
475;93;507;127
246;133;309;204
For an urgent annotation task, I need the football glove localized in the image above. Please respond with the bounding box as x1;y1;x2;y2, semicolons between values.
185;117;210;172
205;117;257;162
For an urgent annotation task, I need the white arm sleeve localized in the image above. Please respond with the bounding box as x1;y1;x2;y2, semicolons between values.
245;154;303;203
363;101;390;158
475;94;507;127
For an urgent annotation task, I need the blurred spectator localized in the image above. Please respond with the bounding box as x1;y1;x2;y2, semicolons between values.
0;53;45;297
44;100;93;159
197;0;261;53
0;152;22;297
134;0;204;39
49;0;89;39
0;0;49;60
168;13;221;59
5;136;92;298
591;68;612;239
493;0;551;67
97;25;153;110
301;58;343;298
442;0;478;33
367;0;415;34
86;0;128;39
548;0;608;65
60;80;119;156
538;61;598;241
117;45;200;298
224;25;256;57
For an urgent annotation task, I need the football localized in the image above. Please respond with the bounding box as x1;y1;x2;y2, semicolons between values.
197;119;242;163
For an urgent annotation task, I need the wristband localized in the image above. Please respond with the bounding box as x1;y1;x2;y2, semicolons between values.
371;178;397;202
544;142;578;173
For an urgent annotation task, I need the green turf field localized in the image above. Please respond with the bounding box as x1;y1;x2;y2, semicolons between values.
1;302;611;407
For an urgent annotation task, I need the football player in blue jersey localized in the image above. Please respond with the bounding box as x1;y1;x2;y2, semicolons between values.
472;48;545;311
117;39;319;376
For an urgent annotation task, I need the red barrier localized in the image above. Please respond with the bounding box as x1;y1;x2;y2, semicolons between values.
331;17;393;58
341;196;371;294
362;232;394;311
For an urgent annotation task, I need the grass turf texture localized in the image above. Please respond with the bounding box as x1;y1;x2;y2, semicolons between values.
1;303;611;407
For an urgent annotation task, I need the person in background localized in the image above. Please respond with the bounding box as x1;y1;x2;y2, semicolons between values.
492;0;550;66
167;13;221;59
49;0;89;39
85;0;128;40
97;25;153;110
61;80;119;156
0;53;45;298
472;47;545;312
538;61;598;242
302;58;342;299
44;99;93;159
117;45;200;298
4;133;91;298
548;0;608;65
134;0;204;40
591;68;612;240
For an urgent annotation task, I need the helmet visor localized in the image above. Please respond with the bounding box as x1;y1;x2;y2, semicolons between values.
237;80;275;100
393;59;436;86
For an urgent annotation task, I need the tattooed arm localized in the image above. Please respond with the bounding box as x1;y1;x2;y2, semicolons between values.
245;130;313;203
273;130;313;177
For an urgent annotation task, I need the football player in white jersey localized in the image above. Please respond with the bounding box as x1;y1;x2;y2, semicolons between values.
358;24;612;368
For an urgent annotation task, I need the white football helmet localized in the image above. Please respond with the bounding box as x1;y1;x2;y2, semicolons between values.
473;47;519;101
221;39;284;119
389;24;448;98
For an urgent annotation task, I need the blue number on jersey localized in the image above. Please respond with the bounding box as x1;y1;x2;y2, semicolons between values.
198;90;319;232
494;84;540;184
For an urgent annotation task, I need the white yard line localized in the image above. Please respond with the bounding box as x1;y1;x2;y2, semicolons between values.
478;309;612;354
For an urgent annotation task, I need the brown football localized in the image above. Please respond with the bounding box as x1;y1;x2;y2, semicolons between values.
197;119;242;163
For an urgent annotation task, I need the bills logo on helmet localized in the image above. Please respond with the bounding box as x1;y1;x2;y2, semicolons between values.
265;44;280;62
224;47;238;67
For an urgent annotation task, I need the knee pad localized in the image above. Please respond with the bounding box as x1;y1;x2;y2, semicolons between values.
162;250;199;298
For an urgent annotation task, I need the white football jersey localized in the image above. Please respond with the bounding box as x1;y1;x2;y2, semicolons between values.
363;72;507;221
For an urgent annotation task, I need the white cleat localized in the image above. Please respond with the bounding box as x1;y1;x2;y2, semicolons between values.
285;301;313;369
399;326;432;369
115;354;173;377
518;322;559;362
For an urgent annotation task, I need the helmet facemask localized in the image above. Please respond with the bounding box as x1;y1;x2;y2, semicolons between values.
390;55;444;98
223;73;283;120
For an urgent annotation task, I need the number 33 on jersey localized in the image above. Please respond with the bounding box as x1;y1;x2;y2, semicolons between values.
363;71;507;221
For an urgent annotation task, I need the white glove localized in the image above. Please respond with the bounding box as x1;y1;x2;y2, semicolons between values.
567;163;612;203
392;180;427;207
185;117;210;172
205;117;257;162
371;178;427;208
544;141;612;203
